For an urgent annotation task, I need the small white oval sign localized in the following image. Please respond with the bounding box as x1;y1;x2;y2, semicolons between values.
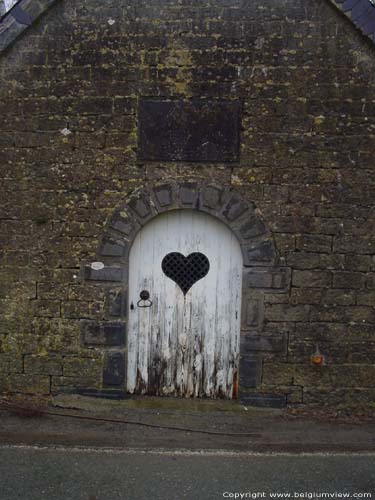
91;262;105;270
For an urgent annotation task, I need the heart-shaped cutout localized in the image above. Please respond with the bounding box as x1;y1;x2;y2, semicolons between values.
161;252;210;295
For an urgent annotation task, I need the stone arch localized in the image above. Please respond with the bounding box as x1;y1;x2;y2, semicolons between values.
98;181;277;266
81;182;291;406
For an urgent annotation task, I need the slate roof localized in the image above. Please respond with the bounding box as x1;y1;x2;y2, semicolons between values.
332;0;375;44
0;0;375;55
0;0;57;53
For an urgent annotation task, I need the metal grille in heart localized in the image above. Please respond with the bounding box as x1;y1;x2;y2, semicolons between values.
161;252;210;295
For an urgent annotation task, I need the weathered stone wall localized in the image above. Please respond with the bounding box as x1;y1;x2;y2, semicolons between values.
1;0;375;405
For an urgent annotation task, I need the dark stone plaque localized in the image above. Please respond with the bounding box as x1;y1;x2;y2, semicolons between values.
138;99;241;162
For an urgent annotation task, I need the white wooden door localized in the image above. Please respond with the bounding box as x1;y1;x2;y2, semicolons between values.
127;210;243;398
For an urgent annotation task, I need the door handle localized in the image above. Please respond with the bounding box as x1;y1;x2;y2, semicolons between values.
137;290;153;308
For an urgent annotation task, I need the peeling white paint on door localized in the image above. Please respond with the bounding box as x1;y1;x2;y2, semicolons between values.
127;210;243;399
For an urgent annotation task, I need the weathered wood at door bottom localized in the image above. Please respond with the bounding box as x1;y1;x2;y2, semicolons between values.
131;357;239;399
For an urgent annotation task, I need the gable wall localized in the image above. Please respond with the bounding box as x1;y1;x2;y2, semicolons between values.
1;0;375;405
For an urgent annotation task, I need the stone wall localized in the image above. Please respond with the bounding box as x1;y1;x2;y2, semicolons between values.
1;0;375;406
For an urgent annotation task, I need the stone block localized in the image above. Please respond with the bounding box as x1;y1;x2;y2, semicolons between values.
37;283;68;300
0;354;23;373
367;274;375;289
82;321;126;346
222;195;250;222
292;270;332;288
68;285;105;302
344;255;372;272
84;265;124;282
110;212;137;236
244;268;291;292
32;300;61;318
287;253;321;269
303;387;375;405
24;355;63;376
99;237;128;258
103;352;126;386
265;304;310;322
333;236;375;254
75;388;126;399
296;234;332;253
240;334;286;354
62;301;90;319
322;289;356;306
239;356;262;388
242;240;276;265
128;194;152;219
6;374;50;394
241;298;264;328
262;363;294;385
238;217;266;240
332;272;366;289
179;183;199;206
200;185;224;210
309;305;375;323
63;357;102;378
290;288;323;305
294;364;375;388
51;376;101;393
356;291;375;306
286;387;303;404
153;184;173;207
105;289;127;317
76;97;113;115
239;393;286;408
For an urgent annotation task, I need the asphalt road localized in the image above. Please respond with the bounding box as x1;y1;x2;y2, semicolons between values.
0;446;374;500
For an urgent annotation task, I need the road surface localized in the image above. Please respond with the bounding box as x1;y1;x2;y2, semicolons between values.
0;446;373;500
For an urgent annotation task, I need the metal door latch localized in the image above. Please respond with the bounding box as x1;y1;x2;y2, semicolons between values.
137;290;153;308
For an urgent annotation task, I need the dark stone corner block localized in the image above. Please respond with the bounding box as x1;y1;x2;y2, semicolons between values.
83;265;124;282
179;183;199;207
241;297;264;329
128;193;152;220
103;352;126;386
200;184;225;211
239;393;287;408
153;184;174;208
222;195;253;223
82;321;126;346
238;216;266;240
243;267;291;292
239;356;262;388
240;334;286;354
242;239;277;266
105;289;127;317
98;237;128;258
110;211;138;237
76;388;126;400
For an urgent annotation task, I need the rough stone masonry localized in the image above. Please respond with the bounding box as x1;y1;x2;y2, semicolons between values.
1;0;375;407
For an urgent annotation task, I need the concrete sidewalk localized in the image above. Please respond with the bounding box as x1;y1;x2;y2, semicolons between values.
0;395;375;453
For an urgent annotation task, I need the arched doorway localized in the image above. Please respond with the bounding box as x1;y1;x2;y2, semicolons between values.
127;209;243;398
82;181;290;406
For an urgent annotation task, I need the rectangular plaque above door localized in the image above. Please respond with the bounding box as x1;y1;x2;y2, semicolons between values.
138;98;241;163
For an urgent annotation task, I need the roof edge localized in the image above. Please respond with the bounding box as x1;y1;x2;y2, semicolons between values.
329;0;375;46
1;0;375;57
0;0;59;54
